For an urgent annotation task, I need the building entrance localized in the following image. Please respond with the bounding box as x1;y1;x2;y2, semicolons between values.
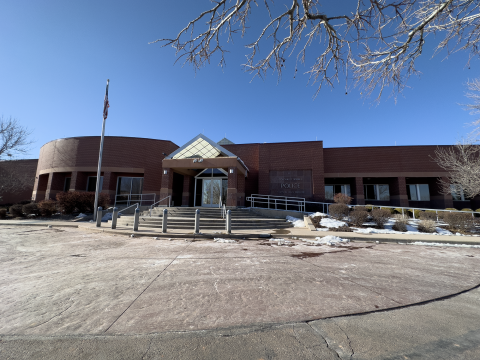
194;168;228;207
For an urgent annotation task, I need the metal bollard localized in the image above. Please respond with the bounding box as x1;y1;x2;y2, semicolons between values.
162;208;168;233
226;210;231;234
111;207;118;229
133;208;140;231
195;209;200;234
96;207;103;227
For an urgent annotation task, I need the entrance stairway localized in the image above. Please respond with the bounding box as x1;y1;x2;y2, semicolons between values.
112;207;293;231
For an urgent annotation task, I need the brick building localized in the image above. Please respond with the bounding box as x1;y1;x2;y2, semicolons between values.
30;134;477;210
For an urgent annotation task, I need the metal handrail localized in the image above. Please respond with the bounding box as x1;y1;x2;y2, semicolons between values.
118;203;140;215
247;194;479;220
148;195;171;217
247;194;306;212
221;203;226;219
114;193;156;207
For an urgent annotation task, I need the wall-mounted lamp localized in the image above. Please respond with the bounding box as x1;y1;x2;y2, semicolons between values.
193;159;198;163
163;170;168;175
198;159;203;163
229;169;234;174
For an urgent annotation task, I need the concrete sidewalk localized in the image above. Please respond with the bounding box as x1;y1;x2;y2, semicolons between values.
3;218;480;245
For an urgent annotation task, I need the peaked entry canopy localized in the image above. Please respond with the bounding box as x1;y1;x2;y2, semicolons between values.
166;134;236;160
163;134;248;175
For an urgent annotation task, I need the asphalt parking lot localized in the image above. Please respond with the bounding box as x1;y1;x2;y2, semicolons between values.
1;225;480;359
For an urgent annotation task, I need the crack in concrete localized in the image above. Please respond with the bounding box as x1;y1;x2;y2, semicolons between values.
305;322;341;360
27;302;74;329
103;241;194;333
334;321;354;359
141;336;153;360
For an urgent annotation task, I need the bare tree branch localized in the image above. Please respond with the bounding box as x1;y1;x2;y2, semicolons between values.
0;116;32;160
154;0;480;101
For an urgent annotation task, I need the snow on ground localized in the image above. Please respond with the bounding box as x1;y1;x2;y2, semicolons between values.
412;242;480;248
269;238;294;246
320;218;347;228
286;216;305;227
301;236;350;246
214;238;237;243
102;212;113;221
309;212;328;217
76;213;87;218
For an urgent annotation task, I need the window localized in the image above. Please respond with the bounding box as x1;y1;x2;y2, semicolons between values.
450;184;465;201
116;177;144;196
64;177;71;192
407;184;430;201
86;176;103;192
364;184;390;201
325;184;351;200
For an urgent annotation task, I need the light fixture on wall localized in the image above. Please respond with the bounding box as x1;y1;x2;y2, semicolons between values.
198;158;203;163
163;170;168;175
193;159;198;163
229;169;234;174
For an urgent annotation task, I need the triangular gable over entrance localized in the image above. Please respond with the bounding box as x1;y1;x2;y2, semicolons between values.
166;134;237;159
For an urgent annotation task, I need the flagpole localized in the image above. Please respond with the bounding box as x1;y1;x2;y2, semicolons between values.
93;79;110;222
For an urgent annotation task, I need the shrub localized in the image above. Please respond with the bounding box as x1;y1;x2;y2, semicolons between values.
443;212;475;232
365;205;374;211
418;220;437;233
353;206;367;212
381;207;395;214
445;208;457;211
329;225;353;232
392;214;408;232
38;200;57;217
22;203;39;216
310;215;325;228
408;209;421;219
371;208;391;229
9;204;24;217
56;191;110;214
349;210;369;227
329;203;349;220
461;208;473;212
0;209;7;219
419;211;437;221
333;193;353;205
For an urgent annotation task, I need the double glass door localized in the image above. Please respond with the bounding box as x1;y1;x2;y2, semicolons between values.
202;179;222;207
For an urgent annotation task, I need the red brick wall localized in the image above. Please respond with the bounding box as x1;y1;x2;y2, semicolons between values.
0;159;38;205
324;146;449;175
34;136;178;201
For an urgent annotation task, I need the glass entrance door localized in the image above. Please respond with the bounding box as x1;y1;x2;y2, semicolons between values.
202;179;222;207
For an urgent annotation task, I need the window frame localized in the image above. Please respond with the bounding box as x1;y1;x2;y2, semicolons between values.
450;184;466;201
364;184;390;201
407;184;430;201
324;184;351;200
64;177;71;192
86;176;104;192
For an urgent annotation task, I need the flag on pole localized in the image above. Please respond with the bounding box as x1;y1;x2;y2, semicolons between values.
103;85;110;120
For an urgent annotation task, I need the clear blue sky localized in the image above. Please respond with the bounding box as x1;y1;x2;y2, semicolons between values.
1;0;478;160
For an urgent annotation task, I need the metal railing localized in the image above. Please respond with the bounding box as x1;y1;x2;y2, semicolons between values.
118;203;139;215
247;194;479;221
247;194;306;212
114;193;156;207
148;195;171;217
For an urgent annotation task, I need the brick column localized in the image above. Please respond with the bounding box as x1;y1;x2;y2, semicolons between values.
102;171;116;204
391;177;409;207
431;176;453;209
354;177;365;205
159;169;174;206
227;167;237;207
33;173;49;202
182;175;192;206
45;173;66;200
237;172;245;206
70;171;87;191
45;172;54;200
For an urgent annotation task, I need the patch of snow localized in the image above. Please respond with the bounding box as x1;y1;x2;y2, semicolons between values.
301;236;350;246
286;216;305;228
76;213;87;218
214;238;237;243
309;212;328;217
102;212;112;221
320;218;347;228
269;238;294;246
436;227;453;235
412;242;480;248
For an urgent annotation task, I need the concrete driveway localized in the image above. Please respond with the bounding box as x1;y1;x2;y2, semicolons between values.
1;225;479;338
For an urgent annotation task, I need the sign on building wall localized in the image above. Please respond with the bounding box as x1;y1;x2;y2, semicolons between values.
269;170;312;198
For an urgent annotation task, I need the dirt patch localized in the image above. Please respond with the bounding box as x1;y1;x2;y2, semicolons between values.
272;229;291;235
